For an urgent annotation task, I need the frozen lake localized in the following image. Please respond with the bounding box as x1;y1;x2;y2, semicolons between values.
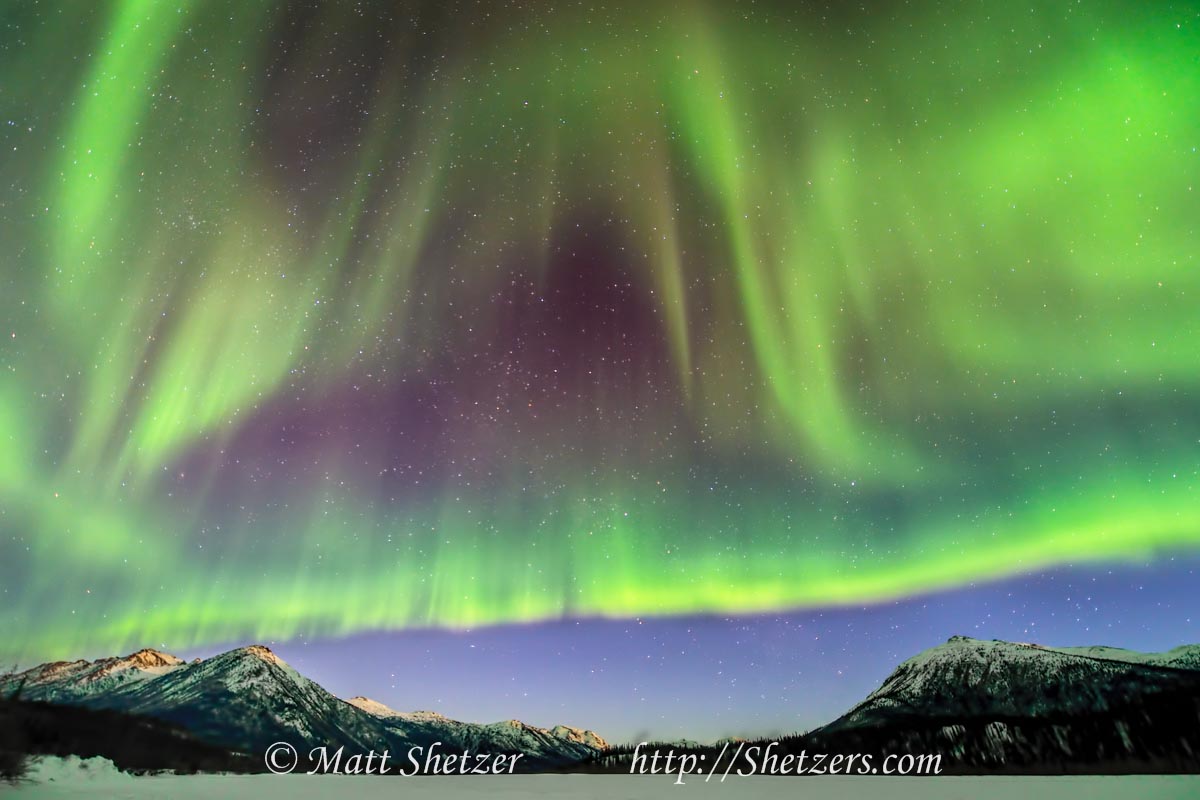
7;756;1199;799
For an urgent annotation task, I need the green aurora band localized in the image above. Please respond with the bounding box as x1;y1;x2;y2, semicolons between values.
1;0;1198;660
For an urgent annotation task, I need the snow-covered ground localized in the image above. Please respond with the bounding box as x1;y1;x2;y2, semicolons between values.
6;756;1199;799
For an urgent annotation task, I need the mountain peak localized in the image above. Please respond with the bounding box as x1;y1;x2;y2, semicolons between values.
550;724;609;750
233;644;285;665
344;697;452;723
814;636;1200;770
345;696;401;718
832;635;1200;733
123;648;184;668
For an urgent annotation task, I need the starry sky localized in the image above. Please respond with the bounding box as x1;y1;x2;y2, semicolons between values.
1;0;1198;739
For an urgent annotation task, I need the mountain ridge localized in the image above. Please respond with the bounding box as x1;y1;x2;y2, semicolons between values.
9;635;1200;774
804;634;1200;772
831;635;1200;730
2;644;606;770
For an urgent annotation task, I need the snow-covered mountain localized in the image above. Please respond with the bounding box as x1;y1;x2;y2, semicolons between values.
3;645;606;769
1043;643;1200;671
831;635;1200;727
811;635;1200;771
7;649;188;703
344;695;606;762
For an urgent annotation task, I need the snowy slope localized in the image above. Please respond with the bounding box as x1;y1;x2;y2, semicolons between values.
6;649;187;703
3;646;606;768
1045;643;1200;671
345;695;608;762
833;635;1200;727
812;635;1200;770
105;645;395;752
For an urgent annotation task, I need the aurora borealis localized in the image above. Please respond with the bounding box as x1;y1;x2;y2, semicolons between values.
1;0;1198;665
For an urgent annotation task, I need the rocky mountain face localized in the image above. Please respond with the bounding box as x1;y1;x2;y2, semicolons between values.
9;649;188;703
809;636;1200;772
343;696;606;762
3;645;605;770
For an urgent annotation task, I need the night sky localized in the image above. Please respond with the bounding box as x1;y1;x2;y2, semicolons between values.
1;0;1198;741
